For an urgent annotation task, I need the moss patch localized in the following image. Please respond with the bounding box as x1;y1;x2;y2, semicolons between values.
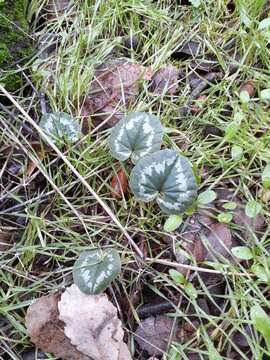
0;0;34;91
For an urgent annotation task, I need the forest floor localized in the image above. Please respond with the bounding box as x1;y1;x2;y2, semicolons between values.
1;1;270;359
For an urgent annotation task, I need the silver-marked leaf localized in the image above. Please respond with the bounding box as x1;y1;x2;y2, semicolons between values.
109;112;164;163
129;149;197;214
73;249;121;295
40;112;81;144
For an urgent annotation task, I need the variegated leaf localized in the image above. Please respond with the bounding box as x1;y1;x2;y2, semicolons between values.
40;112;81;144
73;248;121;295
109;112;164;163
129;149;197;214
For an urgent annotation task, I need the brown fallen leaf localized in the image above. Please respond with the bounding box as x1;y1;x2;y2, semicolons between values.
26;285;132;360
134;315;179;356
239;80;255;98
82;59;153;128
111;169;128;199
202;222;232;261
174;213;233;273
150;65;180;95
25;292;90;360
59;284;132;360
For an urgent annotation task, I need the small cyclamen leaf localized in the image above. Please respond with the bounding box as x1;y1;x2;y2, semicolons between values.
40;112;80;144
129;149;197;214
109;112;164;163
73;249;121;295
245;200;262;218
198;190;217;205
231;246;253;260
164;214;183;232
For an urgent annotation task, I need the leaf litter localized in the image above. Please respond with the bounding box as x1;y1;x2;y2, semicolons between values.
81;59;153;129
26;284;132;360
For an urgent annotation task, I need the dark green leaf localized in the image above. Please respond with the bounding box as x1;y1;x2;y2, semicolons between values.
40;112;81;144
109;112;164;163
73;248;121;295
129;149;197;214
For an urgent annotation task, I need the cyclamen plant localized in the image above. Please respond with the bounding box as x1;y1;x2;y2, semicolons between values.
74;112;197;295
109;112;197;215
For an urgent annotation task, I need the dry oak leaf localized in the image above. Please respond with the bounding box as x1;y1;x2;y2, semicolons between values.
82;59;153;128
25;292;90;360
134;315;179;356
58;284;132;360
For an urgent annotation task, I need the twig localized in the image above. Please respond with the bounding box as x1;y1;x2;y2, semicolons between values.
145;257;253;277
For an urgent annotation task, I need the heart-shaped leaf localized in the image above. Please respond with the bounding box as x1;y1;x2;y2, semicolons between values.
109;112;164;163
129;149;197;214
40;112;81;144
73;248;121;295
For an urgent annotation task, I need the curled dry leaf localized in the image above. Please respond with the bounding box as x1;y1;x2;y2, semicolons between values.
111;169;128;199
59;284;132;360
25;293;90;360
135;315;180;356
150;65;180;95
82;59;153;128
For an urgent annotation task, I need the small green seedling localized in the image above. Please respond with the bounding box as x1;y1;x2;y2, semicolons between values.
73;248;121;295
197;189;217;205
245;200;262;218
169;269;198;299
109;112;164;163
129;149;197;214
251;264;269;283
40;112;81;144
217;212;233;224
231;246;253;260
164;214;183;232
